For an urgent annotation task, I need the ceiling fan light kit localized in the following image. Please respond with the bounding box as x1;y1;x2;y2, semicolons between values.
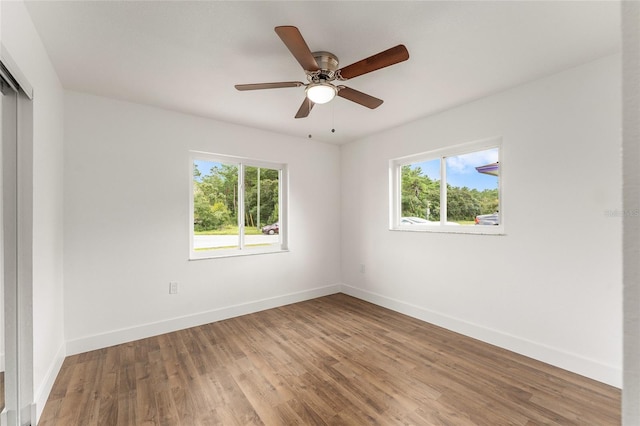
235;25;409;118
306;82;336;104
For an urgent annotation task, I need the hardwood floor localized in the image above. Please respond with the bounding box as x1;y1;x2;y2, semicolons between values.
39;294;620;425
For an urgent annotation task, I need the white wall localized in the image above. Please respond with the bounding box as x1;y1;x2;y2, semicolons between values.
623;1;640;423
1;0;66;421
63;92;341;353
341;55;622;387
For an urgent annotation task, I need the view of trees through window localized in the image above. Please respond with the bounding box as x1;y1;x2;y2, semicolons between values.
401;148;499;226
193;159;280;252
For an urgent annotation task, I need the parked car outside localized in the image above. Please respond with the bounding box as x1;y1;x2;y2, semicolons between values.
261;223;279;235
475;212;499;225
401;217;432;225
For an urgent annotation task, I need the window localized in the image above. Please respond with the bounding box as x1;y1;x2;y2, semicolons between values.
190;152;288;259
390;138;502;234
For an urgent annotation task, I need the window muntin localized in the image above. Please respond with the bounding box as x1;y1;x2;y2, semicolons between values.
190;152;287;259
391;140;502;234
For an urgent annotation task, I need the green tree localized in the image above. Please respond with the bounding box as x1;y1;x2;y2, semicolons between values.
244;167;279;227
401;166;440;220
193;163;238;231
446;185;481;220
477;188;499;214
400;164;498;222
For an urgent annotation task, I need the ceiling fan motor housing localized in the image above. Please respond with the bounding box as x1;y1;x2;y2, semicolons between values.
311;51;339;80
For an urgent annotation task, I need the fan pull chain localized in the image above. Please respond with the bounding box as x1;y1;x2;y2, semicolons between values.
331;100;336;134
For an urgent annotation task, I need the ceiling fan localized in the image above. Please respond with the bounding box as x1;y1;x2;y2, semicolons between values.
235;26;409;118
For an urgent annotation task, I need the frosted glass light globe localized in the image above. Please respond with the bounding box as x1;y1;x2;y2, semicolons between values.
306;83;337;104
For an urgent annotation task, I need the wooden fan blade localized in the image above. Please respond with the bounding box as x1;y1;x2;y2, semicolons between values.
275;26;320;71
337;45;409;80
295;98;314;118
337;86;383;109
235;82;304;91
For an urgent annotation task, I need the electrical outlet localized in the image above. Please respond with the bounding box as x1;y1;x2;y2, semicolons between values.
169;281;178;294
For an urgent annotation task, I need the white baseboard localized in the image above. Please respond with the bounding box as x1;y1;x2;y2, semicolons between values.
63;282;620;388
66;284;341;356
34;342;66;424
340;284;622;388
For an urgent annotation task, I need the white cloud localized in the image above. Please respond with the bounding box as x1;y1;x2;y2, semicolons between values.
445;148;498;174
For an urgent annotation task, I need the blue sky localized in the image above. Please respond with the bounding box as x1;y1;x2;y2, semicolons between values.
193;160;223;182
412;148;499;191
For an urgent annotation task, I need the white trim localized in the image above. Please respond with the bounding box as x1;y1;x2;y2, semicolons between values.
341;284;622;388
238;163;246;249
66;284;341;356
0;45;33;99
188;153;196;257
279;165;289;251
188;247;289;261
392;136;502;165
33;343;65;425
189;150;285;171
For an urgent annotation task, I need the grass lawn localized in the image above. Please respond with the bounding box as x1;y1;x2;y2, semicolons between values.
195;225;262;236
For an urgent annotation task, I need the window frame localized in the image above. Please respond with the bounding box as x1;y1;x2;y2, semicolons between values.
189;151;288;260
389;137;504;235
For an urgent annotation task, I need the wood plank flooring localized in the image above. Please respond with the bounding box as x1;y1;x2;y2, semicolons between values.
39;294;620;425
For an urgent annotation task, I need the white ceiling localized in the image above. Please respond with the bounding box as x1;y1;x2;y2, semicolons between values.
24;1;620;144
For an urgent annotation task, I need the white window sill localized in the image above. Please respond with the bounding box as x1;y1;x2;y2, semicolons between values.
189;247;289;261
391;225;505;235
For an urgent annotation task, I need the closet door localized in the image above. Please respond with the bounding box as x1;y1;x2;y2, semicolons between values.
1;62;33;426
1;65;18;426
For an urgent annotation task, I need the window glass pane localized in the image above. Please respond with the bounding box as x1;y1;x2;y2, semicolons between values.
400;159;440;225
193;160;239;251
244;166;280;248
445;148;499;226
